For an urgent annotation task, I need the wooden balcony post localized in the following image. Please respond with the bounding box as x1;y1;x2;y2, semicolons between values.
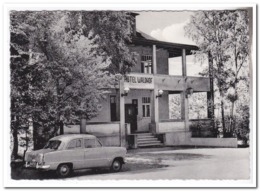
181;49;189;140
182;49;187;76
152;45;157;74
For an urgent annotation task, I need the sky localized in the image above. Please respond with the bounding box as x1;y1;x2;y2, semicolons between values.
136;11;195;45
135;11;208;76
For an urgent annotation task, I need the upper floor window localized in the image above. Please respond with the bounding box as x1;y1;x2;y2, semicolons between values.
141;55;153;74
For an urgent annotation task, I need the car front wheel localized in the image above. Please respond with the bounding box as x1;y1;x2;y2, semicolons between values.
110;159;122;172
56;164;72;178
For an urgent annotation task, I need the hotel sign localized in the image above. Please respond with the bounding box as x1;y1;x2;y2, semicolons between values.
124;74;154;89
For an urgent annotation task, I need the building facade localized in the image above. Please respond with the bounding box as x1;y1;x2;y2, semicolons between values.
65;14;238;148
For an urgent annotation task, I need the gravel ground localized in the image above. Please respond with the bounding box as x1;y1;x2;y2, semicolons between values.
10;147;249;180
67;147;250;180
11;147;194;180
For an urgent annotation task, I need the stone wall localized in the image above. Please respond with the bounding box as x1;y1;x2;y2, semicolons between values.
163;131;237;148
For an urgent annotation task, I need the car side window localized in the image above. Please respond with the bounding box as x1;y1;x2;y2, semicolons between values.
67;139;82;149
84;139;96;148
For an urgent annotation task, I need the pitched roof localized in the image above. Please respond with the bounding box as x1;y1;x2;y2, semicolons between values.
132;30;198;57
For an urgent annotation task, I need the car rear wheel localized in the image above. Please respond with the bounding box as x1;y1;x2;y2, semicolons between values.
57;164;72;178
110;159;122;172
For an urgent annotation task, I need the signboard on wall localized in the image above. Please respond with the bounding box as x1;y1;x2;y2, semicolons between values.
124;74;154;89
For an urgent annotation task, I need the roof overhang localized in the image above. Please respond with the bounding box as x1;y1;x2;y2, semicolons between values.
131;37;199;58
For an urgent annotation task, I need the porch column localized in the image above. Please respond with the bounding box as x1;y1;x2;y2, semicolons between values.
119;79;126;147
181;49;187;121
181;49;189;140
150;87;159;134
150;45;159;134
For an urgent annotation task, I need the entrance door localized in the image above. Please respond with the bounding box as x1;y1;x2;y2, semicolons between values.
125;104;137;133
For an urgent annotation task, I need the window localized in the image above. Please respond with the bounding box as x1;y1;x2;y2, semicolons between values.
141;55;153;74
96;140;102;147
132;99;138;115
67;139;82;149
110;96;116;104
84;139;102;148
44;140;61;150
169;94;181;119
84;139;96;148
142;97;151;117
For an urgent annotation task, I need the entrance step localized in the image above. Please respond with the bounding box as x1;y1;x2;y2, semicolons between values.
138;142;163;148
136;133;163;148
137;137;158;142
137;135;155;139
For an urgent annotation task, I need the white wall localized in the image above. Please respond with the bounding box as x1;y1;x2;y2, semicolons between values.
88;93;113;123
158;121;189;133
65;123;120;135
64;123;122;147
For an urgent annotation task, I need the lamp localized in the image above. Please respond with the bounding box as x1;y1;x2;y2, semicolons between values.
156;89;164;98
121;87;130;97
185;87;193;98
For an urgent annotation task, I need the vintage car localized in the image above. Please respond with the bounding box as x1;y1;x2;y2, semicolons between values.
24;134;127;177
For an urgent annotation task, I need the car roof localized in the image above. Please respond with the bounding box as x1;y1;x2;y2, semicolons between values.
50;134;97;142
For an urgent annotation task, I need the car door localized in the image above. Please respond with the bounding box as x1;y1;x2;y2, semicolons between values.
83;138;109;168
64;138;84;169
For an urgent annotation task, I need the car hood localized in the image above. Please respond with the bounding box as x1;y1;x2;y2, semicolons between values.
25;149;55;162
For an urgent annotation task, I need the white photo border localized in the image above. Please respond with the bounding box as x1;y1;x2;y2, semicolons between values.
2;2;257;188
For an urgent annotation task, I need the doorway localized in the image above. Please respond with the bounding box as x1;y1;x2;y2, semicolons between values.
125;104;137;133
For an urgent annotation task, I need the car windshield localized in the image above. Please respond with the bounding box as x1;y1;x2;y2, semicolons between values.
44;140;61;150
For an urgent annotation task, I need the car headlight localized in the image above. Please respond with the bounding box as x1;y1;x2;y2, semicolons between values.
37;153;44;165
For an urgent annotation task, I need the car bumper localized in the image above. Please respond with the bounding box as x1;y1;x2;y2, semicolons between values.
24;162;50;171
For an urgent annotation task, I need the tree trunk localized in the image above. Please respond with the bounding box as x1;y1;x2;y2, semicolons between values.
59;120;64;135
230;82;238;134
23;130;29;161
12;127;18;159
220;99;226;137
230;101;235;133
208;51;215;120
80;117;86;134
33;121;41;150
